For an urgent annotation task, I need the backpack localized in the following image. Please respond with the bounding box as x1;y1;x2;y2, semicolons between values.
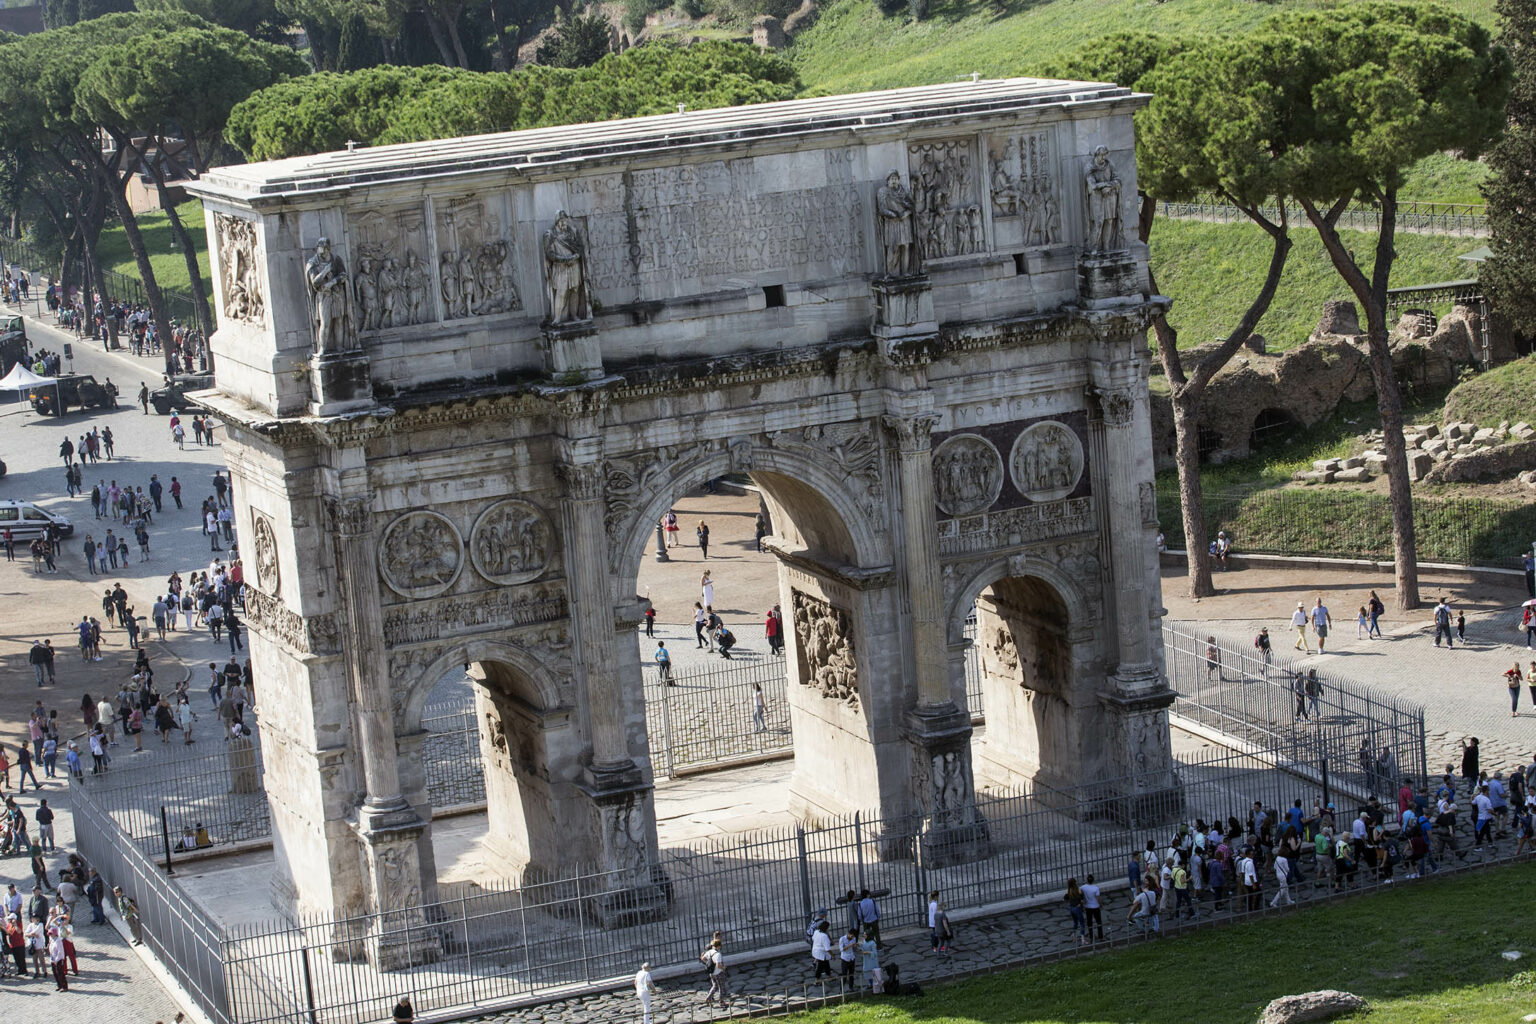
1385;840;1401;865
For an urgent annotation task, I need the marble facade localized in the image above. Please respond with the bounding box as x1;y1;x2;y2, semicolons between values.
188;77;1173;948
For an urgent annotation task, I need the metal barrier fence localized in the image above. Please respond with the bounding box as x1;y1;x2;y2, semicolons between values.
84;702;483;858
213;744;1318;1024
1158;195;1488;237
0;233;206;326
1164;621;1429;797
642;658;793;776
1155;481;1536;570
70;772;235;1024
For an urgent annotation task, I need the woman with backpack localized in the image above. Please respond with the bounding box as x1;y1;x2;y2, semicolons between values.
1367;590;1385;638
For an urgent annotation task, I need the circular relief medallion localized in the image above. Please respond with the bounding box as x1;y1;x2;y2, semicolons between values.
931;433;1004;517
378;510;464;599
470;499;555;585
252;514;281;596
1010;420;1085;502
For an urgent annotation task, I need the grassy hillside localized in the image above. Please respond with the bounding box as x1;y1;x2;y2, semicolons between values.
789;0;1497;100
95;199;213;301
1443;356;1536;426
1151;219;1477;350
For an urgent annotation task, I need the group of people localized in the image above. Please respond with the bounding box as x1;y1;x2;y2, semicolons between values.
167;410;218;450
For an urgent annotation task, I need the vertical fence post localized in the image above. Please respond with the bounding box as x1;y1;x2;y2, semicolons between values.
161;806;175;875
1320;757;1331;811
301;945;319;1024
795;828;812;929
853;812;867;893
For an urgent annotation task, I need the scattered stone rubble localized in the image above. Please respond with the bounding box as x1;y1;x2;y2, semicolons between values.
1294;419;1536;488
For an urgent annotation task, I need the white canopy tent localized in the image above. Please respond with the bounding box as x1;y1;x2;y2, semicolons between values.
0;360;58;411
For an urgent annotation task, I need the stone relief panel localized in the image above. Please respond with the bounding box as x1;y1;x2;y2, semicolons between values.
376;844;422;911
765;422;884;523
1138;481;1157;526
1084;146;1126;253
791;589;859;709
243;586;341;656
929;749;980;829
987;131;1060;248
571;152;866;300
379;511;464;600
601;794;651;876
910;139;982;261
349;205;436;331
214;214;264;323
382;585;568;646
936;496;1095;558
386;645;444;726
604;441;718;551
932;433;1004;517
436;196;522;321
469;499;554;585
1009;420;1085;502
251;512;280;597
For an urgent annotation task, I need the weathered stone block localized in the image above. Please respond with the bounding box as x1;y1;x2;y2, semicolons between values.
1408;451;1434;481
1338;457;1363;470
1259;990;1368;1024
1312;458;1340;472
1333;467;1369;482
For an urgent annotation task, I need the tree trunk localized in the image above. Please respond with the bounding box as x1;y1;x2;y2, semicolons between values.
422;11;457;66
1169;385;1215;598
104;173;175;360
145;157;214;337
1300;197;1420;610
487;0;511;70
444;10;471;67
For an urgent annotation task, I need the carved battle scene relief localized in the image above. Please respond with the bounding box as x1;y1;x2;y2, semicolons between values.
435;196;522;321
932;414;1090;524
932;434;1004;518
987;131;1060;248
214;214;265;323
379;510;464;599
909;139;982;261
791;590;859;708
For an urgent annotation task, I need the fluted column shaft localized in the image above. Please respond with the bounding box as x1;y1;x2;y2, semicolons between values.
1094;388;1153;677
887;413;951;706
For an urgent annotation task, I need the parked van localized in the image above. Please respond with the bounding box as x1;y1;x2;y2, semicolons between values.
0;500;73;540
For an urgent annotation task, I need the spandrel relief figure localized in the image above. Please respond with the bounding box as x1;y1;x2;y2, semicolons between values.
402;251;431;324
305;237;356;356
543;210;591;324
1084;146;1125;252
876;170;920;278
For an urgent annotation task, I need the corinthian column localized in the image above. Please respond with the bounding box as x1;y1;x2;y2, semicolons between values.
555;460;634;779
1091;386;1155;682
325;495;412;823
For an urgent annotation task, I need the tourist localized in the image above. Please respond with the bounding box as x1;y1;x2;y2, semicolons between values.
810;921;832;979
1456;610;1466;642
700;938;729;1006
701;570;714;608
933;901;952;953
1204;637;1219;679
663;510;679;548
1528;662;1536;708
1269;851;1294;907
754;514;767;552
1063;878;1087;941
634;963;656;1023
1306;670;1322;718
1292;672;1308;722
643;604;655;638
765;608;782;655
1356;605;1369;638
1462;737;1480;796
838;927;859;981
1080;874;1104;940
859;928;882;991
714;622;735;659
1128;879;1159;937
1524;604;1536;648
1311;598;1332;653
1433;597;1455;648
1253;626;1271;665
654;642;673;686
1239;848;1260;910
751;683;766;733
1291;602;1311;653
696;520;710;559
392;995;413;1024
857;889;883;948
4;912;25;976
1212;531;1231;570
1508;664;1524;717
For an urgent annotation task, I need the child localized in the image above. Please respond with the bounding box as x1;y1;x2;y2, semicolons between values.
1357;606;1369;638
1456;611;1466;642
64;742;83;781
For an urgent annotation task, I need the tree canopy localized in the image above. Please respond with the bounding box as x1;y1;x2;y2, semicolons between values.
227;40;801;160
1481;0;1536;334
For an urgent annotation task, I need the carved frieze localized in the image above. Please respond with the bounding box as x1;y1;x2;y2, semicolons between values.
386;644;444;725
936;495;1095;558
910;139;982;261
436;196;522;320
252;513;281;597
1009;420;1085;502
791;589;859;708
382;587;569;646
1052;537;1102;586
379;511;464;599
987;132;1060;247
932;434;1004;518
1139;481;1157;526
470;500;554;585
213;214;264;323
989;625;1020;675
243;586;341;656
928;749;980;829
376;844;422;912
603;442;714;549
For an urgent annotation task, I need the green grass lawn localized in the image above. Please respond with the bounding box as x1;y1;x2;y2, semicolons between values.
1443;356;1536;427
786;862;1536;1024
1152;219;1477;352
95;199;213;301
789;0;1496;102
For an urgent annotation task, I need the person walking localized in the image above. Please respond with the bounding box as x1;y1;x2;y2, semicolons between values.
1433;597;1454;648
1292;671;1309;722
1305;669;1322;719
693;602;708;650
634;961;657;1023
1064;878;1087;942
137;382;149;414
700;938;729;1007
1508;664;1524;717
1310;598;1332;653
663;510;679;548
810;922;833;980
28;640;48;687
643;604;655;638
1080;874;1104;940
701;570;714;608
1291;602;1311;653
1268;852;1293;908
754;514;767;553
696;520;710;559
1356;605;1369;639
48;921;68;990
765;608;782;655
751;683;767;733
1462;737;1480;797
654;642;673;686
170;476;182;509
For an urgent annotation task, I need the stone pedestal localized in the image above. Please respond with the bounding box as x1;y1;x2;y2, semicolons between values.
907;703;989;867
871;276;937;354
228;735;260;793
1077;251;1142;308
581;765;670;927
542;320;603;384
1098;684;1181;826
358;824;442;971
309;351;374;415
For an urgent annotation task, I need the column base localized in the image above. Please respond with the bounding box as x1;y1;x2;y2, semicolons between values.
1097;686;1182;829
355;822;442;971
906;702;990;868
309;351;374;415
579;762;672;927
542;321;603;384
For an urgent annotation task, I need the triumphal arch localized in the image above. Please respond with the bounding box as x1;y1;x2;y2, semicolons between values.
190;77;1173;953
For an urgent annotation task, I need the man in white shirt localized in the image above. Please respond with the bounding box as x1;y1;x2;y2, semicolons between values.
1269;853;1293;907
1311;598;1333;653
1291;602;1311;652
1239;851;1260;911
634;961;656;1024
1080;875;1103;940
1127;880;1159;937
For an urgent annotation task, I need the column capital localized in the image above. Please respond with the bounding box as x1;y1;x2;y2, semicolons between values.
881;412;942;452
324;495;373;537
1087;385;1136;427
555;460;606;502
